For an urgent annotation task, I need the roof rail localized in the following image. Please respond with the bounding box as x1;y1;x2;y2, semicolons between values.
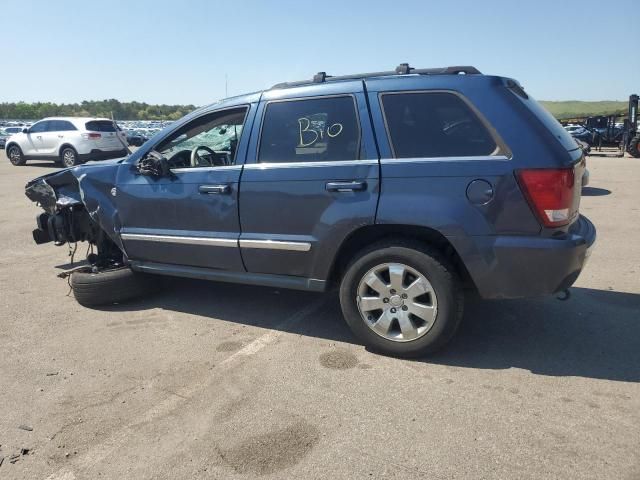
271;63;481;89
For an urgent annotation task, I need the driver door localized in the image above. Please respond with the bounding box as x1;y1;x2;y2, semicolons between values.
116;105;256;271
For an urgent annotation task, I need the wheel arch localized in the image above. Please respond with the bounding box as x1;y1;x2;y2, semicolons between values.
5;142;20;153
327;224;475;291
58;143;78;157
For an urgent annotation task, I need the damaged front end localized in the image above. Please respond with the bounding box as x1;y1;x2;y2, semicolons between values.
25;161;127;268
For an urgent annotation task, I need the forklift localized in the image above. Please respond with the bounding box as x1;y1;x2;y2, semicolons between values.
622;94;639;158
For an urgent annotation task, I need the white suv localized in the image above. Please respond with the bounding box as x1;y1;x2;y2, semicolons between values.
5;117;129;167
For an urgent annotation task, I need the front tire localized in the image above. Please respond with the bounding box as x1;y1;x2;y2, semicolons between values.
339;241;464;357
7;145;26;166
60;146;80;167
71;266;155;307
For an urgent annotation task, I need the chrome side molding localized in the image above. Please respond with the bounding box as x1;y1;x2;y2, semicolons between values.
120;233;237;248
239;239;311;252
121;233;311;252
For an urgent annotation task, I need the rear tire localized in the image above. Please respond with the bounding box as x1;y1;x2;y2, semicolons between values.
629;135;640;158
339;240;464;358
60;146;80;167
71;266;156;307
7;145;26;166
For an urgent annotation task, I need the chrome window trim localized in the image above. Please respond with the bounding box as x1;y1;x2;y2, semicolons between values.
121;233;238;247
239;239;311;252
378;89;512;160
380;155;510;164
256;93;363;165
170;165;243;173
244;159;378;169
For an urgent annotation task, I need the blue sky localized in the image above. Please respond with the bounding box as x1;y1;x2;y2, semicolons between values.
5;0;638;105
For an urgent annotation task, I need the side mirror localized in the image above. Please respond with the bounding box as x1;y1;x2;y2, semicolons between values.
22;128;29;134
136;150;170;177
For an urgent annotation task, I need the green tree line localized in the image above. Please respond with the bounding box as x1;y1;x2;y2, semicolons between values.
539;101;628;120
0;99;197;121
1;99;630;122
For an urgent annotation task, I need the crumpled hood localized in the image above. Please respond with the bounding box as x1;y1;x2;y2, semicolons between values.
25;158;129;251
25;157;127;211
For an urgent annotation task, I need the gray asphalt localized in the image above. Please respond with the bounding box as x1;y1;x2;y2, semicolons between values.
0;151;638;480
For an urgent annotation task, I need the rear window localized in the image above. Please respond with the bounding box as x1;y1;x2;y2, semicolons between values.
85;120;116;132
381;92;498;158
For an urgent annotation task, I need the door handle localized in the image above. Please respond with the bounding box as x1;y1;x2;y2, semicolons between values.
199;184;231;195
326;181;367;192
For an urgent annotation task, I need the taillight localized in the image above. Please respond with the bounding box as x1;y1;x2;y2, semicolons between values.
82;132;102;140
516;168;576;227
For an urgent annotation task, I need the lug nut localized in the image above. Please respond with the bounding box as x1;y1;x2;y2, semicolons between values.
401;293;408;299
390;308;396;313
402;305;408;311
390;289;396;294
383;298;389;303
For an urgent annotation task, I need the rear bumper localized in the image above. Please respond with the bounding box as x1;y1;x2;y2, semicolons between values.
79;148;128;162
450;215;596;299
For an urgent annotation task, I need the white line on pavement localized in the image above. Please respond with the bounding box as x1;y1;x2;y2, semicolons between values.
43;296;329;480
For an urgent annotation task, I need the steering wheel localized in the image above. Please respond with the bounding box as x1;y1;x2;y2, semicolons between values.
190;145;216;167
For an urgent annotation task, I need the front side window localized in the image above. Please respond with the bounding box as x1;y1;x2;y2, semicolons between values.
259;96;360;163
155;107;247;169
381;92;498;158
29;121;49;133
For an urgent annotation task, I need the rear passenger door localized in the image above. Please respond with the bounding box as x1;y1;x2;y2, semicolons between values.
239;83;380;283
45;120;76;155
39;120;62;155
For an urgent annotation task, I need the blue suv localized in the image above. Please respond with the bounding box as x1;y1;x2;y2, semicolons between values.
25;64;596;357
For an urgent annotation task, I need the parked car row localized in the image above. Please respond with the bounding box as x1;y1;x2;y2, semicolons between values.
563;124;601;145
2;119;172;151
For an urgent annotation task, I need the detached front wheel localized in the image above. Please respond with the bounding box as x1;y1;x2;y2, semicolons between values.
71;266;155;307
339;241;464;357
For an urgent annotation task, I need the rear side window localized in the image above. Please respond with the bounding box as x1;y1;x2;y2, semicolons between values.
509;90;580;152
85;120;116;132
50;120;77;131
259;96;360;163
381;92;497;158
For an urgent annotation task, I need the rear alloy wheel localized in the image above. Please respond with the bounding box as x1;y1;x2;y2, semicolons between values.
356;262;438;342
60;147;79;167
7;145;26;166
339;241;464;357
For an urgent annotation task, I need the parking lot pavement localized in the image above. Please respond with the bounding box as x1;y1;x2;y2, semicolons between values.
0;152;638;480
